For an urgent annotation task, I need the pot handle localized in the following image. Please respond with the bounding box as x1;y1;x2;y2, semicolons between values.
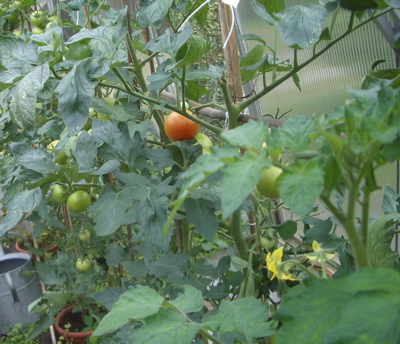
4;272;22;311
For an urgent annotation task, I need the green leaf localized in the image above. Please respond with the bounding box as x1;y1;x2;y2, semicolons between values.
74;131;97;173
105;243;125;266
147;252;191;281
276;5;328;49
221;118;268;150
35;261;66;285
368;213;400;268
10;64;50;135
130;308;203;344
65;42;93;61
0;36;37;72
90;188;136;235
90;288;126;311
274;268;400;344
252;1;278;24
184;197;218;241
221;153;269;219
382;184;400;215
145;26;192;57
204;297;275;339
240;44;265;83
279;159;324;217
170;285;204;314
10;143;58;174
280;116;318;152
0;209;25;237
273;220;297;240
93;285;165;336
176;35;211;67
137;0;174;28
5;188;42;213
55;59;106;135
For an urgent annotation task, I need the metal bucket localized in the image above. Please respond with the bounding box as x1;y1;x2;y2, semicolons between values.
0;252;42;333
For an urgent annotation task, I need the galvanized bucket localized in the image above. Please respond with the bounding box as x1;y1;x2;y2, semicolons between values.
0;252;42;334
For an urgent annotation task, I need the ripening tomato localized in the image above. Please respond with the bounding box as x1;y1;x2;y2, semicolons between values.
164;110;200;141
67;190;91;213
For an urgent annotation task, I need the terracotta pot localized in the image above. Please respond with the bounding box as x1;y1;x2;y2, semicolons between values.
15;234;58;261
54;305;93;343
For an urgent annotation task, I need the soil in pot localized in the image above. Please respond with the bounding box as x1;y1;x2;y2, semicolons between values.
54;305;94;344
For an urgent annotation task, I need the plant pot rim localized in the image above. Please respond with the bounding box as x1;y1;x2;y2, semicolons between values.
54;304;94;339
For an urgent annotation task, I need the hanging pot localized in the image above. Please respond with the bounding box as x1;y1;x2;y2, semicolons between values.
54;305;93;344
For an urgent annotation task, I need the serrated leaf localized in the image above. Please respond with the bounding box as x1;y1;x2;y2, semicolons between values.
90;188;136;235
130;308;203;344
276;5;328;49
274;220;297;240
74;131;97;173
382;184;400;215
176;35;210;67
10;143;58;175
274;268;400;344
221;118;268;150
5;188;42;213
204;297;275;339
91;160;120;175
279;159;324;217
137;0;174;28
35;261;66;285
105;243;125;266
368;213;400;268
56;58;109;135
90;287;126;311
0;36;37;72
93;285;165;336
0;209;25;237
184;197;218;241
145;26;192;57
10;64;50;135
170;285;204;314
280;116;318;152
146;252;191;281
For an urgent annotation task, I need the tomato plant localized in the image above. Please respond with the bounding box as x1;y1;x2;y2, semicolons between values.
164;111;200;141
67;190;91;213
256;166;283;199
76;258;91;272
52;184;67;203
260;236;276;250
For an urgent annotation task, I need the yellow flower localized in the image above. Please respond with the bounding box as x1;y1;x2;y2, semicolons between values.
306;240;335;263
266;247;299;281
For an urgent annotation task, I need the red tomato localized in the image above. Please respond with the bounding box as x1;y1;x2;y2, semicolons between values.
164;111;200;141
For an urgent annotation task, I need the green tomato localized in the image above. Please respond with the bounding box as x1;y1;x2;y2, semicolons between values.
30;10;45;28
195;133;213;154
260;236;276;250
79;229;91;241
76;258;91;272
47;140;68;165
32;27;44;34
52;184;67;203
7;9;19;21
256;165;282;199
67;190;91;213
13;1;23;9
